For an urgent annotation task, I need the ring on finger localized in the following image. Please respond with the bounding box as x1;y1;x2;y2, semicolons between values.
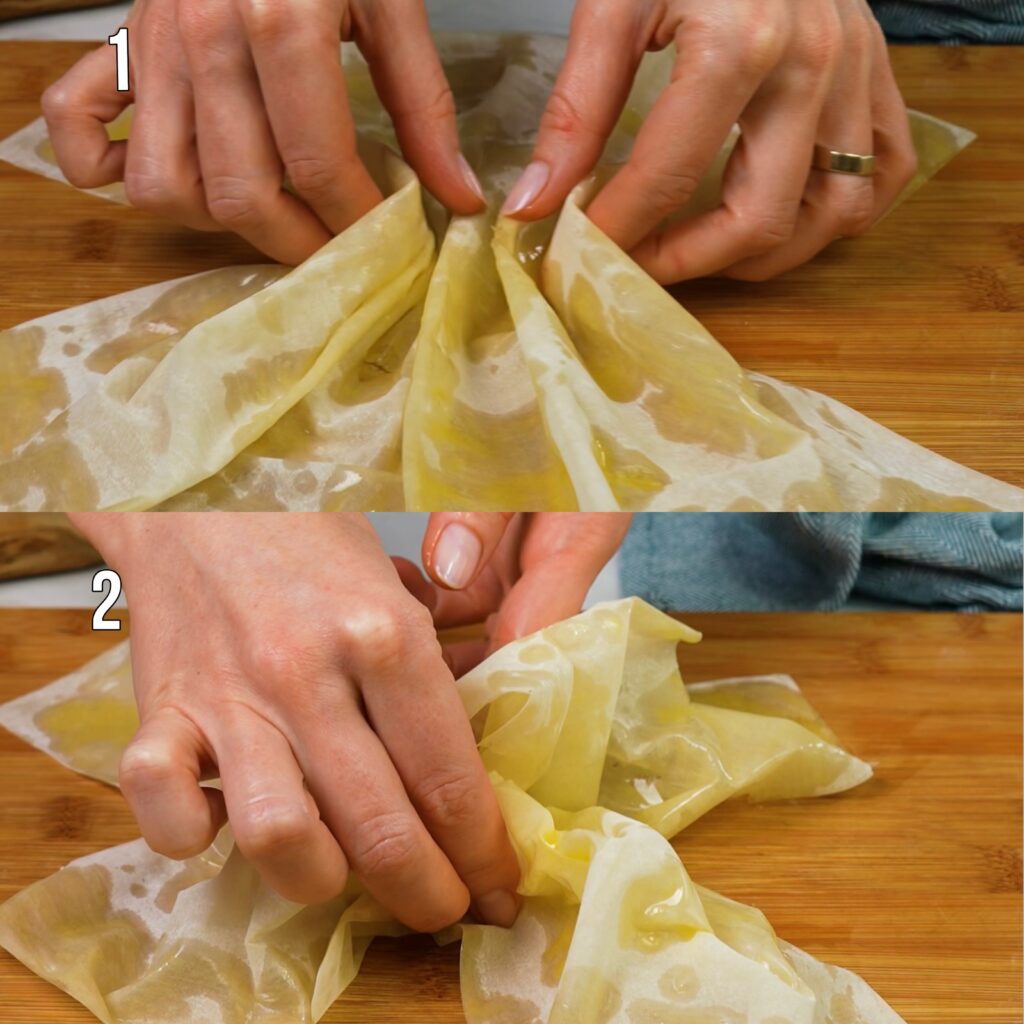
812;143;876;177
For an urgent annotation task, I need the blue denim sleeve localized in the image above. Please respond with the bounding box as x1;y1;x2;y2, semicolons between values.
868;1;1024;43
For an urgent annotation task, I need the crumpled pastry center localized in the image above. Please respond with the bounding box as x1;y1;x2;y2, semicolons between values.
0;598;904;1023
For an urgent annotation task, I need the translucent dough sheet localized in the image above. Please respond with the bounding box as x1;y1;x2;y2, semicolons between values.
0;598;905;1023
2;34;1015;512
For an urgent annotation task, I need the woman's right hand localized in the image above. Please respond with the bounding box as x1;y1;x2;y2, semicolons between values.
68;512;520;932
42;0;485;264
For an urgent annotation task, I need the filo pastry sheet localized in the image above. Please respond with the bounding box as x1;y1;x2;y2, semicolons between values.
2;35;1017;512
0;598;904;1023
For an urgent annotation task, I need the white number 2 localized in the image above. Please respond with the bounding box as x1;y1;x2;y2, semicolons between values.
108;27;130;93
92;569;123;631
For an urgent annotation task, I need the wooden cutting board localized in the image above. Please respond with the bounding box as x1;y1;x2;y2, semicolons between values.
0;43;1023;488
0;515;100;581
0;609;1020;1023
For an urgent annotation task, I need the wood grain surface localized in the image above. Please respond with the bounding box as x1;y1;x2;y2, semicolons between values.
0;514;99;581
0;43;1022;487
0;608;1020;1023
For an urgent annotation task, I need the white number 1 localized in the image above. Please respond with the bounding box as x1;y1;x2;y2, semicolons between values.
108;27;130;92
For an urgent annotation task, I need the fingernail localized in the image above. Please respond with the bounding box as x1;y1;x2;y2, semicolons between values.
475;889;520;928
501;161;550;216
433;523;483;590
457;153;487;206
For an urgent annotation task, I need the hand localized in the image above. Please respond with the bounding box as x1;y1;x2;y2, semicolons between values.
67;512;520;931
501;0;917;283
394;513;632;676
42;0;485;264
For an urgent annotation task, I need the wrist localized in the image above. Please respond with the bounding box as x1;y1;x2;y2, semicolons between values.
67;512;174;576
67;516;140;573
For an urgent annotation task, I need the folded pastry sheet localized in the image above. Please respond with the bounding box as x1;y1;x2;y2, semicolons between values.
1;35;1018;512
0;598;904;1023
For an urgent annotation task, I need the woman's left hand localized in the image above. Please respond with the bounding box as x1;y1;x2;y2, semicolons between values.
397;514;632;675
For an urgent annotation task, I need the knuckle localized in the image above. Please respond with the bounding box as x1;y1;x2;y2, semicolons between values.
735;205;798;250
285;155;342;201
540;88;598;143
730;20;786;78
793;12;843;73
794;37;839;77
205;176;271;229
630;164;703;214
124;167;183;213
338;605;405;651
838;210;873;238
248;633;320;687
352;812;420;878
240;0;295;43
176;1;215;47
40;80;73;122
119;742;175;795
234;803;313;858
339;601;435;669
417;771;480;831
176;0;231;51
178;5;245;73
409;84;457;125
841;12;873;59
642;232;685;284
834;188;876;237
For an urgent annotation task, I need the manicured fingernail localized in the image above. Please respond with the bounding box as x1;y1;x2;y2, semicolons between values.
433;523;483;590
457;153;487;205
475;889;520;928
501;160;550;216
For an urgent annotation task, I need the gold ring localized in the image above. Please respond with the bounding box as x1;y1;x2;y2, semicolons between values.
812;144;876;177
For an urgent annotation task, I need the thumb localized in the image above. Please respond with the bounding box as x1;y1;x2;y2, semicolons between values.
501;1;644;220
422;513;517;591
